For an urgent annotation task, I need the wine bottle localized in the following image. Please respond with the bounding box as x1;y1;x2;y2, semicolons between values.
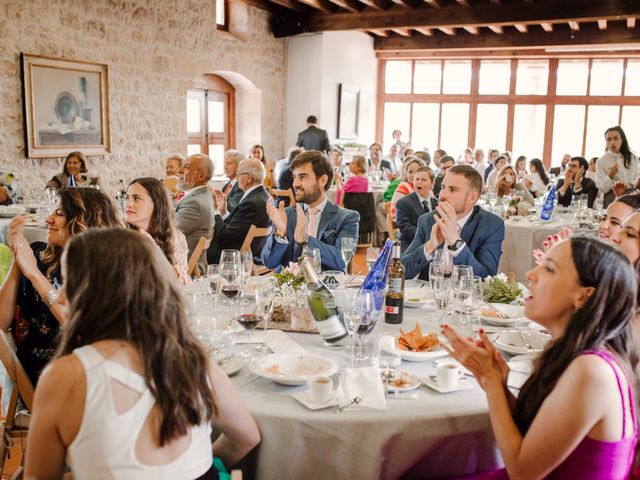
385;241;405;324
299;257;348;345
359;239;394;311
540;185;556;221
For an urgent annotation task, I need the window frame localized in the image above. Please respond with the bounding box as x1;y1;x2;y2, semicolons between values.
216;0;229;32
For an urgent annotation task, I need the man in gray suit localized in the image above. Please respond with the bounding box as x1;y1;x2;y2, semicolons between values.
175;153;215;274
296;115;331;154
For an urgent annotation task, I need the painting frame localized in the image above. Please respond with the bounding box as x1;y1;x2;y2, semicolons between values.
21;53;111;158
337;83;360;140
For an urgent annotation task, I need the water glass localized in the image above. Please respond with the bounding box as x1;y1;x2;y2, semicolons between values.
207;264;221;295
353;290;383;366
365;247;380;272
376;336;401;393
240;251;254;283
430;262;450;323
255;281;275;354
335;289;362;367
303;247;322;273
340;237;356;273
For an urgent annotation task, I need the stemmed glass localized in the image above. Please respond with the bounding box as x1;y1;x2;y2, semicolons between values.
365;247;380;272
302;247;322;273
207;264;221;296
432;248;453;278
430;261;450;323
353;290;383;365
376;336;401;394
340;237;356;273
235;290;260;360
240;251;253;284
335;289;362;367
220;262;242;303
487;192;497;213
255;281;275;354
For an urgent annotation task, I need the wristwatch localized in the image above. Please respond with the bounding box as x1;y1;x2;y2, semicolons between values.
298;234;309;247
448;239;465;251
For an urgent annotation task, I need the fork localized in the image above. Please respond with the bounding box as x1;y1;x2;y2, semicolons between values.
482;302;508;319
513;325;533;350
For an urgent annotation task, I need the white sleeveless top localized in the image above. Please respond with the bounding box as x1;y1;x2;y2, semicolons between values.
67;345;213;479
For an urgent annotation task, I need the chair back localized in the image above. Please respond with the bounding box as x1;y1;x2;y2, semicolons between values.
269;188;296;207
187;236;211;278
385;202;396;241
343;192;376;247
240;225;273;253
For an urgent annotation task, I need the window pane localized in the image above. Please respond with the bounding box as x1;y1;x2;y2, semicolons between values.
209;144;226;175
187;144;201;156
551;105;585;164
442;60;471;94
475;104;508;151
513;105;546;160
383;102;411;153
216;0;225;25
590;59;624;96
208;100;225;133
556;59;589;96
516;60;549;95
385;61;412;94
187;98;201;133
585;106;620;159
440;103;469;157
622;106;640;148
414;61;441;94
624;60;640;96
411;103;440;152
478;60;510;95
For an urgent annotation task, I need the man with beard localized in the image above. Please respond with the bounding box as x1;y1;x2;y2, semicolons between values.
368;143;393;172
261;150;360;272
174;153;215;274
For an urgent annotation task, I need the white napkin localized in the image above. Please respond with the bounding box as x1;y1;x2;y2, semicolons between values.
336;366;387;411
264;330;308;355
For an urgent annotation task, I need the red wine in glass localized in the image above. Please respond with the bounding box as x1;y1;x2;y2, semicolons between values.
221;284;240;299
237;313;262;330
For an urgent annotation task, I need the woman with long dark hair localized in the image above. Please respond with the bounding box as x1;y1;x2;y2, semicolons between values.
494;164;534;205
0;188;121;383
444;236;639;478
24;228;260;478
524;158;549;197
250;144;274;188
596;126;638;208
125;177;189;284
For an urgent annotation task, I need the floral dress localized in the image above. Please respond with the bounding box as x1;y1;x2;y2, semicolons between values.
13;242;61;385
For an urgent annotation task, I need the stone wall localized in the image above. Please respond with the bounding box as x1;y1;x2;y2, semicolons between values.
0;0;285;202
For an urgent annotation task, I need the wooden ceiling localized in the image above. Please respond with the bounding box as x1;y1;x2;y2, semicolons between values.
245;0;640;55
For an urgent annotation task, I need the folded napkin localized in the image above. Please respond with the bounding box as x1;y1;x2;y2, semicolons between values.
336;366;387;411
264;330;308;355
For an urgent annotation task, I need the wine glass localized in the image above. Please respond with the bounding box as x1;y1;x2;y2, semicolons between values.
220;261;241;303
340;237;356;273
255;281;275;354
240;251;253;283
354;290;383;365
376;336;401;394
334;289;362;367
430;261;450;323
207;264;221;295
303;247;322;274
235;290;261;360
487;192;497;212
432;248;453;278
365;247;380;272
452;265;473;286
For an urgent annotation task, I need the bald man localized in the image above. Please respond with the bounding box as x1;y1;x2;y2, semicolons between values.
207;158;273;264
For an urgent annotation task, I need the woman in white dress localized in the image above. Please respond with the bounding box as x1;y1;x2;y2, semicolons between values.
595;126;638;208
524;158;550;197
125;177;190;284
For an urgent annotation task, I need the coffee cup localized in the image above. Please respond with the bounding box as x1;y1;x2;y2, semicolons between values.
436;363;459;389
308;376;333;403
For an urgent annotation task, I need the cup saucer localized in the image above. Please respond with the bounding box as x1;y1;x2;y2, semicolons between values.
292;391;339;410
422;375;474;394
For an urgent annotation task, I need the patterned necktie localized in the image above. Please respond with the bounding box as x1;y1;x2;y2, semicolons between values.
307;207;320;238
422;200;430;213
223;181;233;196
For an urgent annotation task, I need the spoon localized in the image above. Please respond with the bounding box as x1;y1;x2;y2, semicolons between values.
335;396;361;414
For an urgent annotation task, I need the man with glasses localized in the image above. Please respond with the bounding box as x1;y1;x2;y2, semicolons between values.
556;156;598;209
433;155;455;198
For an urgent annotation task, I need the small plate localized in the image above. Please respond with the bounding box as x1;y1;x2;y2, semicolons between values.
382;340;448;362
494;330;550;355
404;287;432;308
386;371;420;392
218;356;243;376
422;375;475;393
292;391;338;410
249;353;338;386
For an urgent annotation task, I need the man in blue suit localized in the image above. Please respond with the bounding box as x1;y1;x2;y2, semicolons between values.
261;150;360;272
395;166;438;253
402;165;504;280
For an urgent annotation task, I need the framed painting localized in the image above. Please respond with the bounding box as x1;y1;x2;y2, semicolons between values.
337;83;360;140
21;53;111;158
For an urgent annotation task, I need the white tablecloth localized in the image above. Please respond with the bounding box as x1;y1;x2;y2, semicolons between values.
0;218;48;245
230;306;503;479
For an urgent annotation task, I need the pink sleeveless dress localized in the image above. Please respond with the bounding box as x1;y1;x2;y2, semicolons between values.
465;350;637;480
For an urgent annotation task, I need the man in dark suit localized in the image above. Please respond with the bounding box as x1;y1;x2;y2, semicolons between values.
402;165;505;280
262;150;360;272
433;155;455;198
221;150;245;214
368;143;392;172
556;156;598;209
395;166;438;253
296;115;331;154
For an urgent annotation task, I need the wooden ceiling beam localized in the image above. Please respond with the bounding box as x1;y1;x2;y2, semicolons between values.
568;20;580;30
304;0;640;32
628;18;636;28
414;26;433;36
359;0;392;10
439;26;457;35
541;22;553;32
264;0;315;13
464;26;479;34
391;27;412;36
424;0;444;7
374;22;640;51
240;0;283;12
326;0;364;12
456;0;470;6
390;0;415;8
514;23;527;33
488;25;503;33
369;28;389;36
296;0;338;12
598;19;607;30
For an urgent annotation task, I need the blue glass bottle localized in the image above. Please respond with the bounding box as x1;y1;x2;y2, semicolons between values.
359;239;394;310
540;185;556;221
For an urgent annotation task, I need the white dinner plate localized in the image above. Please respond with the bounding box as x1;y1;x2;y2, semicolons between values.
385;371;420;392
480;303;528;327
219;356;243;376
382;339;449;362
249;353;338;386
404;287;432;308
494;330;550;355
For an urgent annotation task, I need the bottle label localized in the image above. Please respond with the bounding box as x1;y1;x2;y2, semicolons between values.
388;277;403;294
315;314;347;340
386;305;399;314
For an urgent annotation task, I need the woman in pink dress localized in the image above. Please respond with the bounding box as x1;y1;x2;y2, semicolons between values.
336;155;368;205
443;236;638;479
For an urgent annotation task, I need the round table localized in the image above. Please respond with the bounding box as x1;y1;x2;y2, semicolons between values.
229;306;503;479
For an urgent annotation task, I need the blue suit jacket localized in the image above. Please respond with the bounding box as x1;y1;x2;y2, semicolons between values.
401;206;505;280
395;192;438;253
261;199;360;272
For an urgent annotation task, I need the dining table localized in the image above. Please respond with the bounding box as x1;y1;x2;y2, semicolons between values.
221;300;511;480
0;217;48;246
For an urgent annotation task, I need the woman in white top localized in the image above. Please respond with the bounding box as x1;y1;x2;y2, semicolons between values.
524;158;550;197
595;126;638;208
125;177;190;284
485;155;508;191
25;228;260;479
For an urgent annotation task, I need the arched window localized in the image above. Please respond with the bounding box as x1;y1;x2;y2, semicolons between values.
187;74;235;176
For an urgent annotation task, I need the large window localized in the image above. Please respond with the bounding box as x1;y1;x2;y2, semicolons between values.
378;58;640;167
187;74;235;176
